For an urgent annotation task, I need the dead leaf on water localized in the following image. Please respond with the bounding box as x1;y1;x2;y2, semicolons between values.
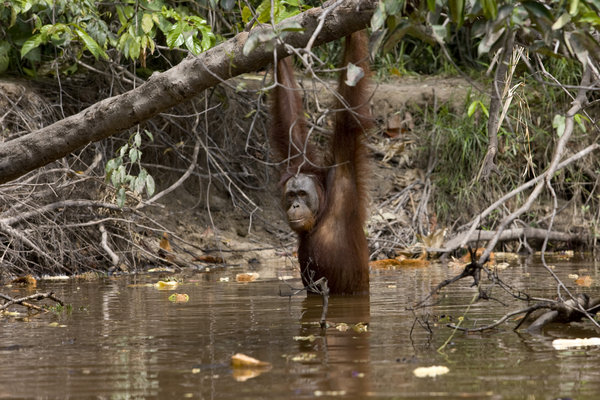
231;353;270;368
290;353;317;362
352;322;368;333
413;365;450;378
575;275;593;287
168;293;189;303
293;335;316;342
236;272;259;282
154;280;178;290
552;337;600;350
336;323;350;332
11;275;37;288
369;259;402;270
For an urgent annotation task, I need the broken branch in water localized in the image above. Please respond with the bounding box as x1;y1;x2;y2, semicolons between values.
0;291;64;312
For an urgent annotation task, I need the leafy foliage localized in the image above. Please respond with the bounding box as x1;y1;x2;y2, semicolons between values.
0;0;216;75
372;0;600;69
105;130;156;207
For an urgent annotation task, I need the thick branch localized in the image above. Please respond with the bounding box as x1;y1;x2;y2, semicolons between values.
0;0;377;184
443;227;581;250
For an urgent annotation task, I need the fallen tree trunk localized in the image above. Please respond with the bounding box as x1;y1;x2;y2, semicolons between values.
0;0;377;184
442;227;582;251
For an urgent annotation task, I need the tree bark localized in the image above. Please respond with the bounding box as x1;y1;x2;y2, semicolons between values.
0;0;377;184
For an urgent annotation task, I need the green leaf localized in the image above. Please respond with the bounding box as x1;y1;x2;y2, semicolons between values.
467;101;478;117
74;28;108;60
569;0;580;15
371;2;387;31
145;174;156;197
552;114;565;137
241;6;253;23
119;144;129;158
481;0;498;20
449;0;465;27
20;34;43;58
166;22;185;48
134;174;146;194
134;132;142;147
552;13;571;30
129;148;139;164
0;41;10;74
142;13;154;34
574;114;587;133
117;187;127;207
427;0;437;12
144;130;154;142
385;0;403;15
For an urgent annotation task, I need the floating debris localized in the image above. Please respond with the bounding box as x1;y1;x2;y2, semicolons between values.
413;365;450;378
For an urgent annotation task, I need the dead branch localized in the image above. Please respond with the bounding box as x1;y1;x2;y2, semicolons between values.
442;227;581;250
439;142;599;254
477;30;516;181
0;291;64;312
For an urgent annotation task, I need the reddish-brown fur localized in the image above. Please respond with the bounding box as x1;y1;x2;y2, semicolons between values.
270;31;372;295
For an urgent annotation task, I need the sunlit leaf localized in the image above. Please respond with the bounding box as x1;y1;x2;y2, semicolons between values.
145;174;155;196
371;2;387;31
154;280;178;290
568;0;580;15
552;13;571;30
552;114;565;137
345;63;364;87
75;28;108;60
449;0;465;27
141;13;154;33
20;34;43;58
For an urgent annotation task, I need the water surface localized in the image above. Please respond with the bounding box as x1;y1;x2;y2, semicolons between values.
1;255;599;399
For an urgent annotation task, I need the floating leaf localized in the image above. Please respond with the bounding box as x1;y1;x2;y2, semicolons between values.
154;280;178;290
236;272;259;282
231;353;271;368
369;259;402;269
336;323;349;332
413;365;450;378
168;293;189;303
352;322;368;333
293;335;316;342
11;275;37;287
575;275;593;287
552;338;600;350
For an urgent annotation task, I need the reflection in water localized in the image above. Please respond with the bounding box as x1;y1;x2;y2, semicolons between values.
0;256;599;399
294;295;371;397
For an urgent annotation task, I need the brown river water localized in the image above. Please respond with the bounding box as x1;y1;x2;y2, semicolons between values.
1;254;600;399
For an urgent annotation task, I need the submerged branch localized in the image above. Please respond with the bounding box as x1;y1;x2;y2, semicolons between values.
0;291;64;312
